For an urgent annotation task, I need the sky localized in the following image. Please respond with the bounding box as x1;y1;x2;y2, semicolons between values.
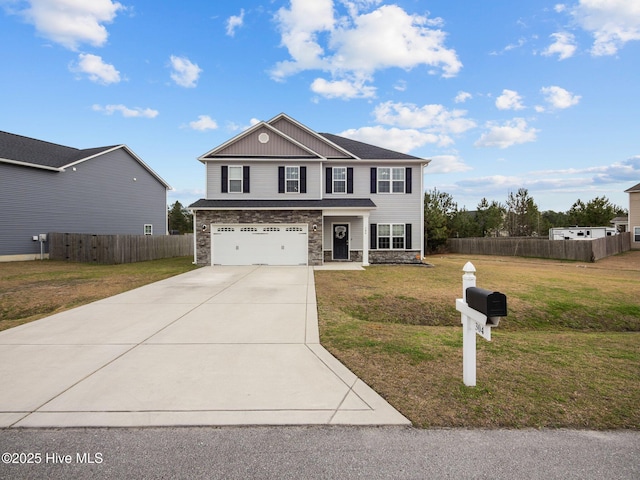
1;0;639;212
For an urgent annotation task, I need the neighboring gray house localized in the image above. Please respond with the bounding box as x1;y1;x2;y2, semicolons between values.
0;131;171;261
189;113;430;266
626;182;640;249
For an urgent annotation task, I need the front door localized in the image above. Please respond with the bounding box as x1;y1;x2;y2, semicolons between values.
333;224;349;260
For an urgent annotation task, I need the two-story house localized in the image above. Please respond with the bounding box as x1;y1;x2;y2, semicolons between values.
0;130;170;261
189;113;429;266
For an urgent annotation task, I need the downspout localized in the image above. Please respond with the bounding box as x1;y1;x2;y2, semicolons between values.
192;210;197;265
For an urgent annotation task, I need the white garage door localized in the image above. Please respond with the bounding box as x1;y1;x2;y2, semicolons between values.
211;224;308;266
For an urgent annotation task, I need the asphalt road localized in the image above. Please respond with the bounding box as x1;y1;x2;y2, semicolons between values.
1;426;638;479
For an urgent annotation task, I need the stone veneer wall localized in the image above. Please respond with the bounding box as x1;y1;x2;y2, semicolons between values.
369;250;422;264
323;250;421;264
194;209;323;266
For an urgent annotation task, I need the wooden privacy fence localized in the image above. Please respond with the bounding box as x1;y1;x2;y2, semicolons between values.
48;232;193;264
447;232;631;262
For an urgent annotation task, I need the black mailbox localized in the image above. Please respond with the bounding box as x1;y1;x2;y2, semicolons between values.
466;287;507;318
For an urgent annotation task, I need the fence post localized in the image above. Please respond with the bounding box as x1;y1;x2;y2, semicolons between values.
462;262;477;387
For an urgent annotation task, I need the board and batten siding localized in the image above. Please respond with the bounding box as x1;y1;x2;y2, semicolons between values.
0;149;167;256
206;161;322;199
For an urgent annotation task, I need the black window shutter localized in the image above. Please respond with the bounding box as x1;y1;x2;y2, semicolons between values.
221;166;228;193
326;167;332;194
405;224;412;249
243;166;250;193
278;166;285;193
370;168;377;193
370;224;377;250
347;167;354;194
300;166;307;193
405;167;412;194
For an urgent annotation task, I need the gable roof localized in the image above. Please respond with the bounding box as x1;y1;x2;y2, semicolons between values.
0;130;171;188
624;182;640;193
319;133;423;161
0;131;116;169
198;113;429;164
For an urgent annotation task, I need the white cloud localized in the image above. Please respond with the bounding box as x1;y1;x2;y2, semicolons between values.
474;118;538;149
311;77;376;99
226;9;244;37
535;155;640;184
271;0;335;79
188;115;218;131
373;101;476;135
570;0;640;56
70;53;120;84
541;85;581;109
339;125;441;153
542;32;577;60
393;80;407;92
92;104;159;118
426;155;473;174
11;0;123;50
271;1;461;99
495;89;525;110
454;91;472;103
169;55;202;88
329;5;461;77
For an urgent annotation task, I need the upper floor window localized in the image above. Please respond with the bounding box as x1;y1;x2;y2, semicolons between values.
221;165;249;193
286;166;299;193
228;166;243;193
378;167;404;193
371;167;411;194
326;167;353;194
279;166;307;194
144;224;153;235
333;167;346;193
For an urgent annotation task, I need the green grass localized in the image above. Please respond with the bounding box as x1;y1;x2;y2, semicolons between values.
315;253;640;429
0;257;198;331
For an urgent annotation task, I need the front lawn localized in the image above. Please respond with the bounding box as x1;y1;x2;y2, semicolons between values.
315;252;640;428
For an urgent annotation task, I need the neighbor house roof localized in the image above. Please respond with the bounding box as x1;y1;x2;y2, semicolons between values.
189;198;377;210
624;182;640;193
0;130;171;188
0;131;116;169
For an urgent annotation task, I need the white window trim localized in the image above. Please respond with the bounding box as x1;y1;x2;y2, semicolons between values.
332;167;347;194
285;165;300;194
634;226;640;243
377;223;405;250
377;167;405;194
144;224;153;235
228;165;243;194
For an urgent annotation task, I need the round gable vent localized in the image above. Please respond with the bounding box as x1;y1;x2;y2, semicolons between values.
258;133;270;144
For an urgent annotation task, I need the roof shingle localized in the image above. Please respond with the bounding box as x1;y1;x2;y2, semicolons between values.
0;130;116;168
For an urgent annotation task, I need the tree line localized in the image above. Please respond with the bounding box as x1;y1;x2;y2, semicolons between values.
424;188;627;253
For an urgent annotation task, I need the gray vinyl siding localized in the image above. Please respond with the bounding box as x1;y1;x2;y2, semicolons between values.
326;163;422;250
206;161;322;200
0;149;167;256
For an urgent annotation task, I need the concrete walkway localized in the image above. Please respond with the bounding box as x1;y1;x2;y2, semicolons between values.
0;266;409;428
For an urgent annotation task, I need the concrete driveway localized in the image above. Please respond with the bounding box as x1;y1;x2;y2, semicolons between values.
0;266;409;428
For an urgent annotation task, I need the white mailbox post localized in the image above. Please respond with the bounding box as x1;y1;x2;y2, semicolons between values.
455;262;506;387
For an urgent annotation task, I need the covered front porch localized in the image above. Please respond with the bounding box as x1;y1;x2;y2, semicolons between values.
322;206;373;266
